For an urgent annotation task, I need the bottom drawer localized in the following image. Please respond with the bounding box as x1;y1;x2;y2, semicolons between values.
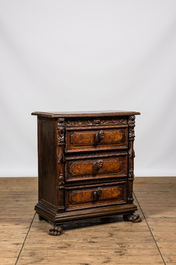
65;182;127;211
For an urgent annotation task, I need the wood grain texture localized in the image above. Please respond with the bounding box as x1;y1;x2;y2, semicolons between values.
31;110;140;118
33;112;140;227
65;155;127;182
66;128;128;152
0;177;176;265
65;183;126;210
37;118;57;206
0;177;37;265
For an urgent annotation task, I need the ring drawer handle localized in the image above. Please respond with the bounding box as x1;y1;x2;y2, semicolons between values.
93;160;103;172
93;188;102;201
94;130;104;144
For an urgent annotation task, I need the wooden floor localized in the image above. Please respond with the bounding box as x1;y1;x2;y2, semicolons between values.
0;177;176;265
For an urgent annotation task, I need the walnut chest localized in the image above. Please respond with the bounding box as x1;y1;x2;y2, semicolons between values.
32;111;141;235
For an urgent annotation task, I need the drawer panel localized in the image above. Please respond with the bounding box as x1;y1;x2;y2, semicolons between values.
65;155;127;182
66;128;128;152
65;183;127;211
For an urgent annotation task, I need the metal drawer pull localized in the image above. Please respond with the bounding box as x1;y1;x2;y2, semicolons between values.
93;160;103;172
94;130;104;144
93;188;102;200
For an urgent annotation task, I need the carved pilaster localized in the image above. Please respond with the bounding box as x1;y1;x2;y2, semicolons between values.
127;116;135;204
128;115;135;140
57;118;65;212
57;118;65;145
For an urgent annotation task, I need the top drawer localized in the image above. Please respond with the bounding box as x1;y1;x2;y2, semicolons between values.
66;128;128;152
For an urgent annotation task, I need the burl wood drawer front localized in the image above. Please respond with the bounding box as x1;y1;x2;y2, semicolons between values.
65;156;127;182
65;183;127;211
66;128;128;152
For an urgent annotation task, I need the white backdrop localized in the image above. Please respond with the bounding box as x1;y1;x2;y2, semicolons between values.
0;0;176;177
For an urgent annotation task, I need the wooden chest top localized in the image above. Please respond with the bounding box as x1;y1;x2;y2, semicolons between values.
31;110;140;118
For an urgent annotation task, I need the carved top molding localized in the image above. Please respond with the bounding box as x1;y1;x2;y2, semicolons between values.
64;118;127;127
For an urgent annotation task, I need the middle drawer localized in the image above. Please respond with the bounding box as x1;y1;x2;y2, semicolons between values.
65;154;127;183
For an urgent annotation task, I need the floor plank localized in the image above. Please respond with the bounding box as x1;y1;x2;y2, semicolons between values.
1;177;176;265
0;177;37;265
134;177;176;265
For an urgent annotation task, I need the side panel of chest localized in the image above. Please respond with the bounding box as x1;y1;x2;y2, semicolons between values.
38;117;57;205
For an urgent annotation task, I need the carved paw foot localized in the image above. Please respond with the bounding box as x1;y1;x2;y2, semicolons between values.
123;214;141;223
49;225;63;236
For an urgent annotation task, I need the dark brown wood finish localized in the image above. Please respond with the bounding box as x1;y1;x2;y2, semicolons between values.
66;127;128;152
65;155;127;182
65;182;127;211
32;110;140;118
32;111;141;235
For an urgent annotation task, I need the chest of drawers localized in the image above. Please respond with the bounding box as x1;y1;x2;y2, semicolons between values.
32;111;141;235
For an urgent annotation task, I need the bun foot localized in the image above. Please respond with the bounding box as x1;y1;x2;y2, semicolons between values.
123;214;141;223
49;225;63;236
